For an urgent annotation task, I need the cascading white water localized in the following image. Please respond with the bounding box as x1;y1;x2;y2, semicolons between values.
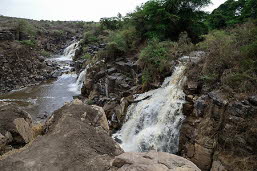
63;42;78;57
113;63;187;153
56;42;79;61
68;65;90;94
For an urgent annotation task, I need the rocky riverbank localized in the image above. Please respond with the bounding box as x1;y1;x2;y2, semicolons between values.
0;16;84;94
0;100;200;171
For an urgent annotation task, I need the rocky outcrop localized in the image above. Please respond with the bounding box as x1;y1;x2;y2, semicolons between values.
79;57;141;132
0;102;34;155
179;86;257;171
0;100;123;170
111;151;201;171
0;100;201;171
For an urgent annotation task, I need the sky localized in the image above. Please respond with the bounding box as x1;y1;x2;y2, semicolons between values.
0;0;227;21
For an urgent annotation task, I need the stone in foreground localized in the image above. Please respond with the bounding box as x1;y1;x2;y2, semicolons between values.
112;151;201;171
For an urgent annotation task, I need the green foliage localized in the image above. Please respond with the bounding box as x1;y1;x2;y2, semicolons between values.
139;39;178;85
129;0;210;42
20;39;36;47
17;20;37;38
52;30;65;37
40;50;51;57
100;15;122;30
86;100;94;105
82;53;92;59
81;23;103;44
83;31;98;44
108;31;128;53
208;0;257;29
107;26;140;53
196;21;257;93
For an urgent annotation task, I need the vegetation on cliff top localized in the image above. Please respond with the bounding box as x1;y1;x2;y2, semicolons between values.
77;0;256;95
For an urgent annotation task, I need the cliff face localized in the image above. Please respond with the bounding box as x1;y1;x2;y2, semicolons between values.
180;82;257;171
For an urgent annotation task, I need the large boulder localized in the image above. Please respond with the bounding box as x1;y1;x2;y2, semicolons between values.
0;102;34;155
0;101;123;171
111;151;201;171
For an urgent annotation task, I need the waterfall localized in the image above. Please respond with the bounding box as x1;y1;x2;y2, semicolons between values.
113;63;187;153
63;42;78;57
56;42;79;61
68;65;90;94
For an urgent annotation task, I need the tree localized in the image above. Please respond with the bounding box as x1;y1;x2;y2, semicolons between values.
129;0;210;42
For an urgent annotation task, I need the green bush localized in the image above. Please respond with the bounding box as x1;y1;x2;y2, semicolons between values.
107;27;140;53
139;39;178;85
52;30;65;37
130;0;210;42
82;53;92;59
194;21;257;93
17;20;36;38
40;50;51;57
20;39;36;47
100;16;122;30
83;31;99;44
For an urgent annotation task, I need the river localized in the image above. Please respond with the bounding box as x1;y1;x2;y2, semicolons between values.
0;42;82;122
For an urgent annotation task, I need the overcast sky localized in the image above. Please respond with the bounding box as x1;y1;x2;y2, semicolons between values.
0;0;226;21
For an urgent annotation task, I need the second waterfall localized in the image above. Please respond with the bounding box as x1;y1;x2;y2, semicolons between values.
113;63;187;153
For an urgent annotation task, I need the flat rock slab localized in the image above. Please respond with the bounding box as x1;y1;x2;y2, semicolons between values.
112;151;201;171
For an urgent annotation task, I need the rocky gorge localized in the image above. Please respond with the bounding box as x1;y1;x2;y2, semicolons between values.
0;11;257;171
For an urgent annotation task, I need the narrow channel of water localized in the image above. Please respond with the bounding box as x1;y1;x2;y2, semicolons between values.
0;42;81;122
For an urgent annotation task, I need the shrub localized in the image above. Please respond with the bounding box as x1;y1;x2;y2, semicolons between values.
52;30;65;37
100;17;122;30
193;21;257;94
139;39;178;85
40;50;51;57
20;39;36;47
108;31;128;53
16;20;36;38
107;27;140;53
81;23;104;45
82;53;92;59
82;31;99;44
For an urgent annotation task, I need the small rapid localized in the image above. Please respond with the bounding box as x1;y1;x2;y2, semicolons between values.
113;63;187;153
68;65;90;94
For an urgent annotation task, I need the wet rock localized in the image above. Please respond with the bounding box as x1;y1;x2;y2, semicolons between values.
183;102;194;116
208;91;228;106
248;96;257;106
184;81;201;94
193;95;208;117
186;95;194;103
111;151;201;171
